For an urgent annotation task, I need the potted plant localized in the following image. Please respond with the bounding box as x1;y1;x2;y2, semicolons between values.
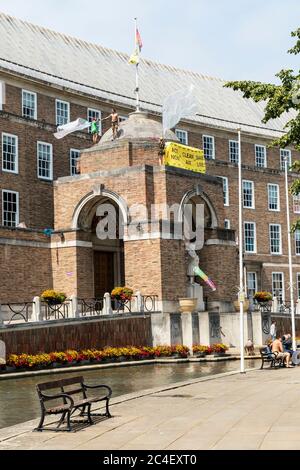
253;291;273;303
41;289;67;305
192;345;212;357
211;343;229;357
111;287;133;312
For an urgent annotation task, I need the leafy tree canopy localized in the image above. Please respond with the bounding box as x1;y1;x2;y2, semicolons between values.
224;28;300;151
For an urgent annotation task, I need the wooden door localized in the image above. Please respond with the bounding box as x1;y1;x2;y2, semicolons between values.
94;251;115;298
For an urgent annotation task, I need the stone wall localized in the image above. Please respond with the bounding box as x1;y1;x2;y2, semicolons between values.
0;315;152;355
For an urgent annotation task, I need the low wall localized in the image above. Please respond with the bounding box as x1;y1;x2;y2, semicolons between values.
0;315;152;355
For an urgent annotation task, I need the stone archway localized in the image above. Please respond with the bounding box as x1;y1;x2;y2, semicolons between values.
73;191;126;298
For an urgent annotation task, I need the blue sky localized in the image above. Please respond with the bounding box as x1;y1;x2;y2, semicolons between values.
0;0;298;83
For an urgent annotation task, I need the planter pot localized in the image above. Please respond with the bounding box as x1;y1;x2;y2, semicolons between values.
194;352;206;358
233;299;250;312
178;298;197;313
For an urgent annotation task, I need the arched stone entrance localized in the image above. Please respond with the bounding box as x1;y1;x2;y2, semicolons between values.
74;192;126;299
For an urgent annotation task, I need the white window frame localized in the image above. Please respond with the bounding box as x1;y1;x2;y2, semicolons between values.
293;194;300;214
267;183;280;212
2;189;19;227
242;180;255;209
56;99;70;126
294;195;300;213
70;148;80;176
295;229;300;256
2;132;18;174
247;272;257;299
37;141;53;181
202;135;215;160
244;221;257;254
87;108;102;134
218;176;229;206
175;129;188;145
272;272;285;302
269;224;282;255
224;219;230;229
22;89;37;120
255;144;267;168
280;148;291;171
228;140;239;164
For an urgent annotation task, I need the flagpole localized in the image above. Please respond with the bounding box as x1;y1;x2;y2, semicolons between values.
238;127;245;374
284;156;296;351
134;17;140;112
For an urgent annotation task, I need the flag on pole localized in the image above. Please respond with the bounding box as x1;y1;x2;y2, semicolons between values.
54;118;91;139
162;84;201;135
129;48;140;65
136;28;143;52
129;22;143;64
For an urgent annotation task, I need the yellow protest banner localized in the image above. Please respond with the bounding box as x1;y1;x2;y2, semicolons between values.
164;142;206;174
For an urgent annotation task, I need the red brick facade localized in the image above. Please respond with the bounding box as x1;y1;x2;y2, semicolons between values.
0;72;300;307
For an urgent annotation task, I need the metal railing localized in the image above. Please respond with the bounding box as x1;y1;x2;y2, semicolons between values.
0;293;159;326
77;298;103;317
3;302;34;324
41;301;71;321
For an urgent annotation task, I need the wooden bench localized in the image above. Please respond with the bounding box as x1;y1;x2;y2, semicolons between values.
260;346;283;369
35;376;112;432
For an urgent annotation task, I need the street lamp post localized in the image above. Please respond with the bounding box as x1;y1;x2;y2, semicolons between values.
238;128;245;373
284;156;296;351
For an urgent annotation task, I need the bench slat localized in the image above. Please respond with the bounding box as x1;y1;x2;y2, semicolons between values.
37;376;84;391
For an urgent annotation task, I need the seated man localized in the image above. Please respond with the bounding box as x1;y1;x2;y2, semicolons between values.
271;334;293;367
245;339;254;355
282;333;293;356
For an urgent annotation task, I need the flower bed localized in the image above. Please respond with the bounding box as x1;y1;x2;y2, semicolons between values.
193;344;229;355
5;345;190;371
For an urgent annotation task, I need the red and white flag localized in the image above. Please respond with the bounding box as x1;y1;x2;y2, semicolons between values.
136;28;143;52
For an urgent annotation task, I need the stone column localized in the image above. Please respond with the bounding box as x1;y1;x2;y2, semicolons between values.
181;312;194;356
70;295;78;318
199;311;210;345
33;296;41;322
251;310;264;346
103;293;113;315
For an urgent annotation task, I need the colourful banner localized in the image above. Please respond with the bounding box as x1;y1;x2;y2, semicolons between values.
164;142;206;174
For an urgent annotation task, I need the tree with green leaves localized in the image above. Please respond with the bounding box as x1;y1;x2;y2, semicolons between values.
225;28;300;229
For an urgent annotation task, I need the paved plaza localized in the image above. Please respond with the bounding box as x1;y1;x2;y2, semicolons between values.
1;365;300;450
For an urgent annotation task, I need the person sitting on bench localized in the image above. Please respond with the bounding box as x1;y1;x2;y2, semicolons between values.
271;334;293;368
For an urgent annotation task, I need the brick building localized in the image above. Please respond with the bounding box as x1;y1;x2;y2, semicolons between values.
0;12;300;313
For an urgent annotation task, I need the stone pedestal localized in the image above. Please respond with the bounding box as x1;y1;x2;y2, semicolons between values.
187;283;205;311
251;310;264;346
181;312;193;355
199;311;210;345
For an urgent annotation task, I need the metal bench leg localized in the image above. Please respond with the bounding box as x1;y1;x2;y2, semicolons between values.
87;404;94;425
66;411;72;432
57;411;67;428
105;399;111;418
35;410;46;432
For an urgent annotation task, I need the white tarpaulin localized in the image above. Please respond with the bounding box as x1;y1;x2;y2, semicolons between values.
54;118;91;139
162;84;201;135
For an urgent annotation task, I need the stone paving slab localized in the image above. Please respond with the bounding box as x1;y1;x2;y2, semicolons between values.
1;367;300;450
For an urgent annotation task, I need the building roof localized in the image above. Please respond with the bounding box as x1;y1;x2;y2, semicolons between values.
0;12;293;139
95;111;178;147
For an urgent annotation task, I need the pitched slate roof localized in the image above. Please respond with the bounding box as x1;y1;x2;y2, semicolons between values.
0;12;292;138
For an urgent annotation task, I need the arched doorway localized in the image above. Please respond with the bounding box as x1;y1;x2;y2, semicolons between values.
74;193;126;298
